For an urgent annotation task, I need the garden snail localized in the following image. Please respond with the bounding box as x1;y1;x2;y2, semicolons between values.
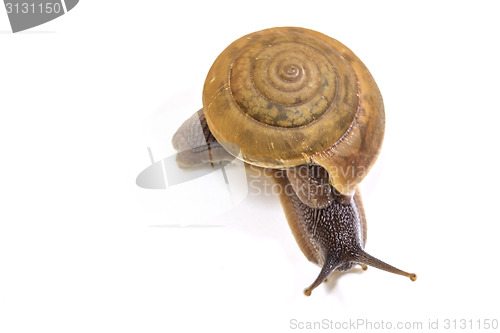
172;27;416;295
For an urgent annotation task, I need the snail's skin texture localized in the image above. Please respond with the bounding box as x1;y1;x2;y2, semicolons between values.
272;168;416;296
172;110;416;296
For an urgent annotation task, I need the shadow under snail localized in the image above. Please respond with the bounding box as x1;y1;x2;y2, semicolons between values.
172;27;417;296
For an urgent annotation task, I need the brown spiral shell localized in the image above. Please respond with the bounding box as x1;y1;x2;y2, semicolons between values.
203;27;385;196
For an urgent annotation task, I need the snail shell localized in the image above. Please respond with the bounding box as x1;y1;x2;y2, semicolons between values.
203;27;385;196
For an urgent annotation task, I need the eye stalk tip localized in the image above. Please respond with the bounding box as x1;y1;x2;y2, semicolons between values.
304;289;312;296
409;273;417;281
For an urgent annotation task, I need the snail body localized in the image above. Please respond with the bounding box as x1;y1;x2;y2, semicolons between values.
172;27;416;295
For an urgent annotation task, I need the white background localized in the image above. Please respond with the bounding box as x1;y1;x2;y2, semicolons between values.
1;1;500;332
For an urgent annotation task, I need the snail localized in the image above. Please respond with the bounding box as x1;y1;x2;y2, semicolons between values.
172;27;416;296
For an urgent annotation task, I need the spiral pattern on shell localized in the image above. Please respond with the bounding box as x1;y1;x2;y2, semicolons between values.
229;33;357;128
